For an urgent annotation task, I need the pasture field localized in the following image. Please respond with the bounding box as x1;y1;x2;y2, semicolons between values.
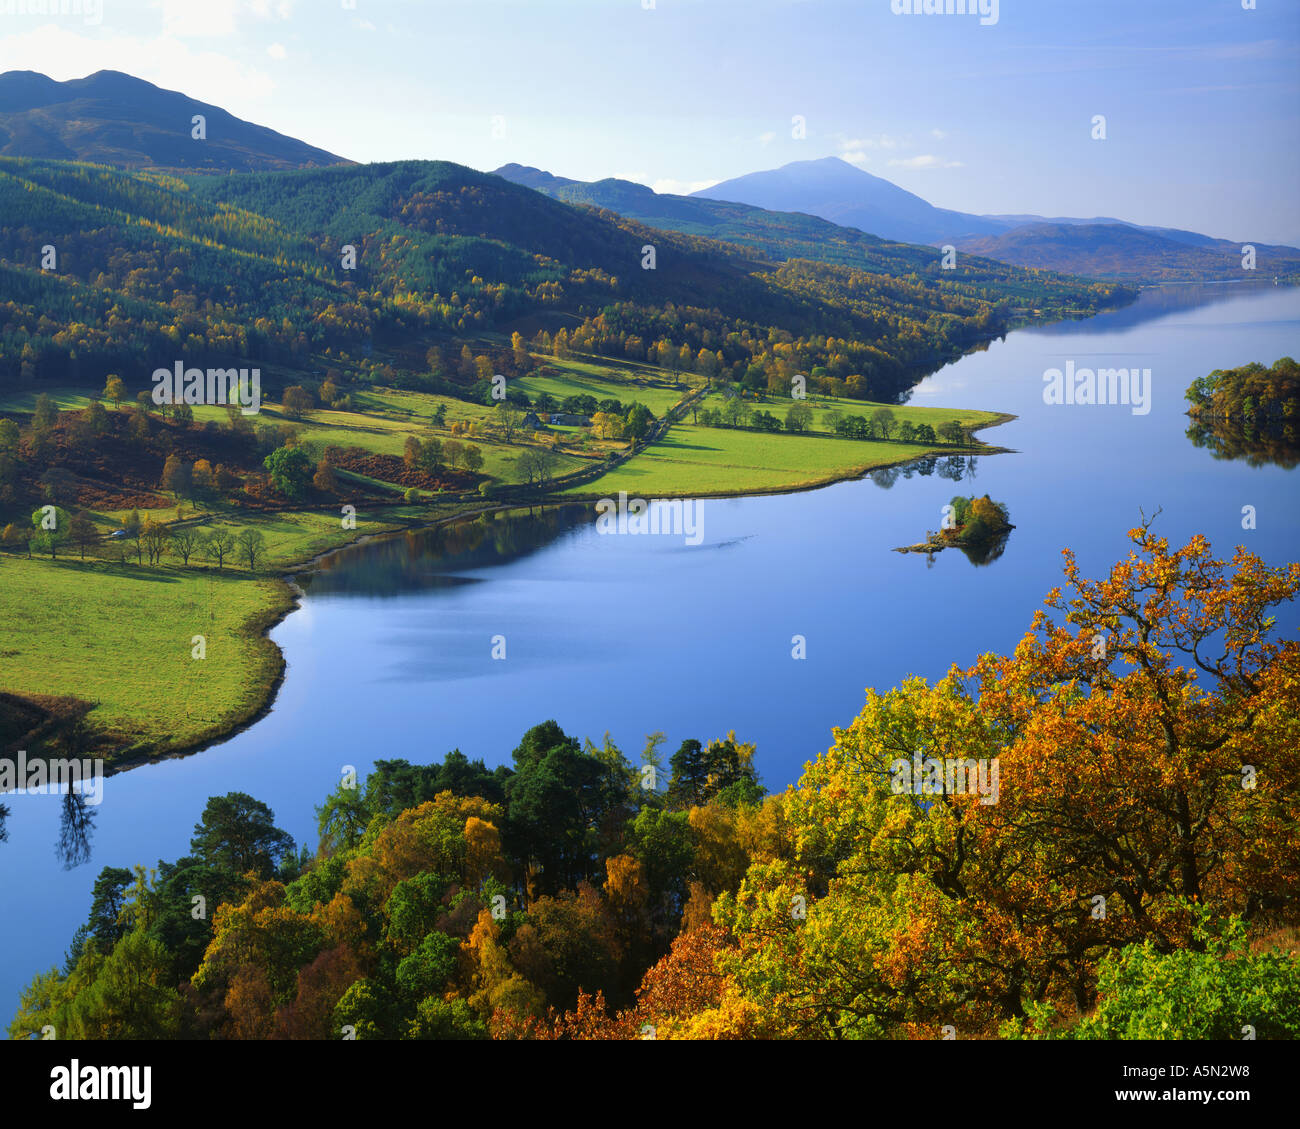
0;553;288;760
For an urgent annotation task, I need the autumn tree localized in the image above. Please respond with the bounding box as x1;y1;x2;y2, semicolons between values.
161;454;192;499
141;517;171;565
404;436;423;469
591;412;624;440
281;386;315;420
313;459;339;493
714;522;1300;1037
68;511;98;560
32;392;59;434
511;332;531;372
417;437;442;475
189;457;213;494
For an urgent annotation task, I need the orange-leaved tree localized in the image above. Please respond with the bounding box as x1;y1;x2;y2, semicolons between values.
713;521;1300;1037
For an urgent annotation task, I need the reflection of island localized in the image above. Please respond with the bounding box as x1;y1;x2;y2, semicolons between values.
894;495;1014;567
1185;357;1300;469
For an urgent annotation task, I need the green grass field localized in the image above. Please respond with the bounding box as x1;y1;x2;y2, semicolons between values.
0;358;1009;761
568;389;1005;496
567;425;950;495
0;554;288;759
0;503;473;761
514;357;696;417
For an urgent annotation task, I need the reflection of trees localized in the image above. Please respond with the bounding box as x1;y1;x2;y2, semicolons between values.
1033;281;1271;337
875;454;979;488
957;526;1012;567
0;801;8;844
57;790;95;870
302;505;593;598
1185;420;1300;470
937;456;967;482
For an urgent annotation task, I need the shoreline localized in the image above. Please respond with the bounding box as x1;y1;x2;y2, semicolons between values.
14;411;1020;780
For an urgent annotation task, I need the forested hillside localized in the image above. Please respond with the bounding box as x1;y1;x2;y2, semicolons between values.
493;162;1123;302
0;156;1129;408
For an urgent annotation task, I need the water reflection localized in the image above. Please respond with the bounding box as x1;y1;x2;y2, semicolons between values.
1030;280;1285;337
1185;418;1300;470
870;454;980;491
956;526;1013;567
56;791;95;871
300;504;595;598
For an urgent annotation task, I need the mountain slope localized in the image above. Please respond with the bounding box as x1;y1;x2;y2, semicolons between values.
0;69;349;172
0;156;1126;406
693;156;1300;281
692;156;1006;244
491;162;1113;307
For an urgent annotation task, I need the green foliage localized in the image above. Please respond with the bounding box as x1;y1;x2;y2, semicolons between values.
263;445;313;500
407;996;488;1040
1185;357;1300;468
1;155;1124;412
395;932;461;1005
1004;913;1300;1040
191;792;295;878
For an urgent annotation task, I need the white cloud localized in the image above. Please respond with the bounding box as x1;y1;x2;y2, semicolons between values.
931;128;947;140
158;0;243;38
159;0;292;38
652;178;718;196
267;42;287;59
248;0;295;18
842;134;900;151
842;150;869;166
758;131;776;145
613;172;718;195
888;154;963;169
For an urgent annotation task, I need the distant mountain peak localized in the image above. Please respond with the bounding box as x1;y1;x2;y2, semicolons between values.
690;155;986;243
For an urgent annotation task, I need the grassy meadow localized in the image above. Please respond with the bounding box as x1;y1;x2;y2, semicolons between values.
0;352;1009;762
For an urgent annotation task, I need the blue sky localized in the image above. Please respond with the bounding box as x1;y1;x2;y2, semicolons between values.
2;0;1298;243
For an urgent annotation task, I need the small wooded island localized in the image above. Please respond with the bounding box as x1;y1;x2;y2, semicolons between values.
895;494;1015;565
1185;356;1300;468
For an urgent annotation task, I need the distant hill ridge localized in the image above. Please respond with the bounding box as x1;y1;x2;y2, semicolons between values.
0;69;350;172
499;156;1300;283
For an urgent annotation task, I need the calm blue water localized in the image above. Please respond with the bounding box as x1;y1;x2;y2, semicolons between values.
2;282;1297;1023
